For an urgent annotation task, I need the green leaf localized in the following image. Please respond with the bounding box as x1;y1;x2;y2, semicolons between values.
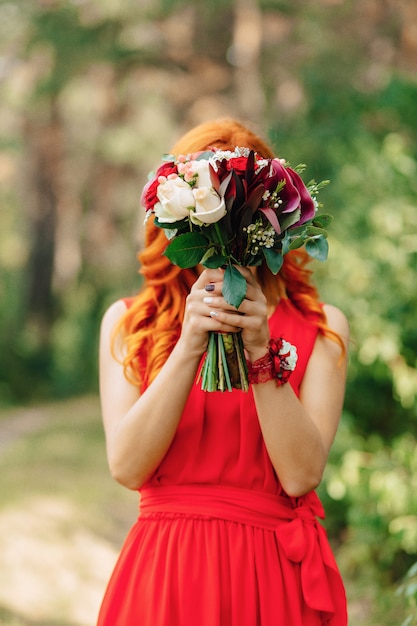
154;217;189;232
281;231;292;255
199;246;216;264
307;179;330;192
279;209;301;231
305;236;329;261
243;255;263;267
293;163;307;174
161;153;176;163
164;228;178;240
312;213;333;229
286;222;311;237
196;150;214;161
305;225;329;237
164;232;208;268
222;265;247;308
202;253;228;269
289;236;306;250
263;248;283;274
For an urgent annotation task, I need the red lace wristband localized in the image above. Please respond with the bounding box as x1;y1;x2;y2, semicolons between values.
247;337;298;386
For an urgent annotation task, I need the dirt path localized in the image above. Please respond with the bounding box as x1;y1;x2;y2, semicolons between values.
0;396;134;626
0;406;52;454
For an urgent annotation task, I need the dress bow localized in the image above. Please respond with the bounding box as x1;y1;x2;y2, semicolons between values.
275;492;337;615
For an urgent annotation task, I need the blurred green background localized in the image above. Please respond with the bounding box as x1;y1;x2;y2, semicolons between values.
0;0;416;624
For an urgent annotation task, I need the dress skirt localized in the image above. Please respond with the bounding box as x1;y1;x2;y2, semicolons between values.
97;485;346;625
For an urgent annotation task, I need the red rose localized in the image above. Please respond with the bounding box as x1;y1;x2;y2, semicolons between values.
225;157;250;174
141;161;178;210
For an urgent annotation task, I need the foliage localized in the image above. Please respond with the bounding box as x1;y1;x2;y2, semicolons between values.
396;561;417;626
1;0;415;417
269;70;417;442
320;420;417;574
0;2;416;618
318;418;417;624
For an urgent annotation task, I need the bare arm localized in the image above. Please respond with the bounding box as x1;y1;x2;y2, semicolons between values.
99;268;242;490
250;305;349;496
203;268;349;497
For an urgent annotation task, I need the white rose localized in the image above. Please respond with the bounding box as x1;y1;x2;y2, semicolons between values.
190;187;227;225
189;159;213;188
155;177;195;223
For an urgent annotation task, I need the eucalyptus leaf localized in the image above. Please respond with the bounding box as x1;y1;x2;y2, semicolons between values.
286;222;311;236
263;247;283;274
164;228;178;240
281;231;292;255
222;265;247;308
305;236;329;261
279;209;301;232
305;225;329;237
312;213;333;229
196;150;214;161
289;236;306;250
161;153;176;162
164;232;208;268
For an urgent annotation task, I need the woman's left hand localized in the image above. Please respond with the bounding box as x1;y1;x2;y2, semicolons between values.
203;266;270;360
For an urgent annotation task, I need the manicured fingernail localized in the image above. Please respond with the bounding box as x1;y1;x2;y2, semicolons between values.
203;297;213;304
210;311;218;318
205;283;215;292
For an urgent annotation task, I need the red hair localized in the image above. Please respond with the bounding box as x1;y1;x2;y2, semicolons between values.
115;118;340;388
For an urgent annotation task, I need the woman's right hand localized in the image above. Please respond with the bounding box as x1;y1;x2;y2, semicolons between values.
179;268;241;357
180;267;270;360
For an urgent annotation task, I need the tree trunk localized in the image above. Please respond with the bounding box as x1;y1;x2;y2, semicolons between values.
23;100;63;343
231;0;265;126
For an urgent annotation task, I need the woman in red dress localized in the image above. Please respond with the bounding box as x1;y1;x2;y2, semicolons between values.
97;119;349;625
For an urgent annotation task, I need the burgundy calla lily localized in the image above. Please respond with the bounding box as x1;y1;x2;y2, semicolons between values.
286;167;316;225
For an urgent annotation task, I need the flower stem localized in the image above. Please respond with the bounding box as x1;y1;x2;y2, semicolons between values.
198;330;249;393
214;222;227;255
218;334;233;392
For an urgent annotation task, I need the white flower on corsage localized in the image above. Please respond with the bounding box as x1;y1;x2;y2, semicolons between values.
280;339;298;370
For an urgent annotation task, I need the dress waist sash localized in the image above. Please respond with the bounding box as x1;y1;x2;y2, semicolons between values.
139;484;342;618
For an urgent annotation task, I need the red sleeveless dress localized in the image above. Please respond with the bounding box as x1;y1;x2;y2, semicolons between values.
97;298;347;626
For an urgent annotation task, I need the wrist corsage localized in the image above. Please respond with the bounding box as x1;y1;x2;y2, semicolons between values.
247;338;298;386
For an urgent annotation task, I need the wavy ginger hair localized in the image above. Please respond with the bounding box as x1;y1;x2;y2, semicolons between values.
115;118;336;390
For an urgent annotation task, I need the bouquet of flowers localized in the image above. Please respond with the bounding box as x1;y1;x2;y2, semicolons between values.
141;147;331;392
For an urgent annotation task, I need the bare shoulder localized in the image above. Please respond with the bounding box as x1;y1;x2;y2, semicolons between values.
99;299;140;436
323;304;350;340
100;300;128;358
101;299;127;329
